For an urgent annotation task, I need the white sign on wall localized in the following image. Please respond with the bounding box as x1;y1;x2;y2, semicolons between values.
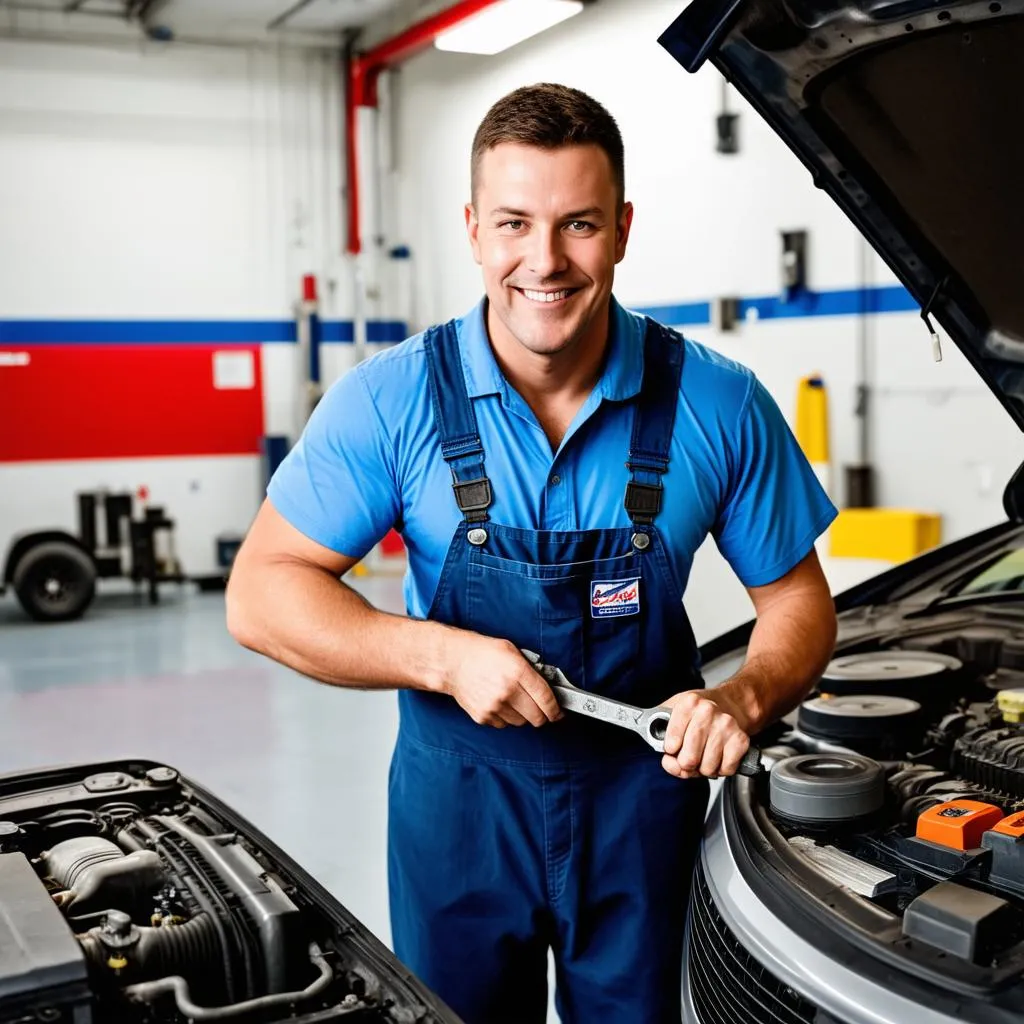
0;351;30;367
213;350;255;390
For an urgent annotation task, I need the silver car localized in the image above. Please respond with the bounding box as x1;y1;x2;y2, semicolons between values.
660;1;1024;1021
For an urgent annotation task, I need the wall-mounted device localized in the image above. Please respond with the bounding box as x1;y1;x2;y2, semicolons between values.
781;230;808;301
716;78;739;154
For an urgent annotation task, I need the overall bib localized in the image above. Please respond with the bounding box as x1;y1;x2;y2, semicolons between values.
388;317;709;1023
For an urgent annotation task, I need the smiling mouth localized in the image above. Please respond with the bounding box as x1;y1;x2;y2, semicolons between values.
514;287;579;305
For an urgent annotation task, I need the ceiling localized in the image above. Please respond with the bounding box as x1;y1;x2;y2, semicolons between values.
0;0;425;46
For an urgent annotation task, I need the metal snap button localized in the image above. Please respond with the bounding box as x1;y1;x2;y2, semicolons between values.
632;532;651;551
550;474;561;485
467;528;488;546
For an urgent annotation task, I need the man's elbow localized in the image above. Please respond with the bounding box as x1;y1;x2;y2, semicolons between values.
815;592;839;670
224;568;263;652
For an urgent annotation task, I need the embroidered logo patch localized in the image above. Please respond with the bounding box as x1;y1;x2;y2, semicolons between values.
591;579;641;618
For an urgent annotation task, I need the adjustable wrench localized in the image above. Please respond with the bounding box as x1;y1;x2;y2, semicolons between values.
521;650;763;776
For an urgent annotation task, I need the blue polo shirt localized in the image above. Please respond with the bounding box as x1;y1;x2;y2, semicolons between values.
267;297;837;618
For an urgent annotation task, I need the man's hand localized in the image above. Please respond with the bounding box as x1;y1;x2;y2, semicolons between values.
660;689;750;779
442;636;564;729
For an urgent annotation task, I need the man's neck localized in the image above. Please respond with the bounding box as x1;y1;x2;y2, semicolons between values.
486;303;611;406
485;302;611;451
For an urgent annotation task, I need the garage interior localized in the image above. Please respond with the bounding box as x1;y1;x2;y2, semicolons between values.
2;2;1024;1023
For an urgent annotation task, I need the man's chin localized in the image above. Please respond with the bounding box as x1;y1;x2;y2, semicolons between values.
516;332;576;357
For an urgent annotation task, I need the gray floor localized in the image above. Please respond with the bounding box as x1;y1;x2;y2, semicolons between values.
0;576;404;950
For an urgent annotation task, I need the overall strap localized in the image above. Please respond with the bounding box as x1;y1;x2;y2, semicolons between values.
624;320;685;527
423;320;493;523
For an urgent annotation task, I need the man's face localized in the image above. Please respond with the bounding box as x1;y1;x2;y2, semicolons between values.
466;143;633;359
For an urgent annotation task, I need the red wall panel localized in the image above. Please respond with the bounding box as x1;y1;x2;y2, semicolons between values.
0;344;264;462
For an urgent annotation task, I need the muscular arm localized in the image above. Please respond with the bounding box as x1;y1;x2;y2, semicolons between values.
662;547;837;778
226;500;450;691
225;500;560;727
712;546;837;732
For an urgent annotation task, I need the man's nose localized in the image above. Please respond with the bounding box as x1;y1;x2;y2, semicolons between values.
528;228;569;278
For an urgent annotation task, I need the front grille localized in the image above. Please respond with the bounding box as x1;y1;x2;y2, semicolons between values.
686;858;819;1024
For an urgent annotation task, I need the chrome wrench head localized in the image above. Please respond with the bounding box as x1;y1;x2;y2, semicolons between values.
522;649;669;751
522;649;764;775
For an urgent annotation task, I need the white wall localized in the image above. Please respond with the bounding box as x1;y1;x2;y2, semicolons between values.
0;36;349;575
383;0;1022;640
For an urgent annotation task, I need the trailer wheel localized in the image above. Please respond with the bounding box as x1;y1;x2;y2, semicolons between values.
12;542;97;622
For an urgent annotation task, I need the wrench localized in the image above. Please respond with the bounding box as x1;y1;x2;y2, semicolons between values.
521;650;763;776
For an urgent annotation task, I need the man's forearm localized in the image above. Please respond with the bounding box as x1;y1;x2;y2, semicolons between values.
715;592;837;735
226;561;454;693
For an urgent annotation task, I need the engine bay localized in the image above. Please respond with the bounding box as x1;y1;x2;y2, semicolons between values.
753;619;1024;982
0;762;457;1024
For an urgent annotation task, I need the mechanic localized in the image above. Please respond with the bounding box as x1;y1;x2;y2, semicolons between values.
226;83;839;1024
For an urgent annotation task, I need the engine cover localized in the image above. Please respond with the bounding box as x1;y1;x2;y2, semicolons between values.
820;651;965;706
0;853;90;1024
770;753;886;824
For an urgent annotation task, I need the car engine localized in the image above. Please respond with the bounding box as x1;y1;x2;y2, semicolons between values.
0;762;457;1024
757;629;1024;972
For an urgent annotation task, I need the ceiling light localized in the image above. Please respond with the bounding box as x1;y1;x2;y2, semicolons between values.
434;1;584;56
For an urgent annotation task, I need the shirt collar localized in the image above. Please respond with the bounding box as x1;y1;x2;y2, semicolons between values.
457;295;644;402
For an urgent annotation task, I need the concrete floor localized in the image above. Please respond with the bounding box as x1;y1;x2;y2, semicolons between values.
0;576;404;950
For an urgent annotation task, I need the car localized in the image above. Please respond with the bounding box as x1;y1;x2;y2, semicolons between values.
658;1;1024;1021
0;759;463;1024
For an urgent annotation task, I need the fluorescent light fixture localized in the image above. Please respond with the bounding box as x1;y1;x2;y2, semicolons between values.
435;0;584;56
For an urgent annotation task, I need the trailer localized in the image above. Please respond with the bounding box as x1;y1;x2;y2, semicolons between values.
1;490;224;622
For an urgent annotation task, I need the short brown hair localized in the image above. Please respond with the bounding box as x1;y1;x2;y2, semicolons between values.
470;83;625;209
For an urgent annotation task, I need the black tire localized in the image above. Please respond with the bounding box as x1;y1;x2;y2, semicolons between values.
12;542;97;622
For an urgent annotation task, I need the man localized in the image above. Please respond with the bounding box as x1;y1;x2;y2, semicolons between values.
227;83;838;1023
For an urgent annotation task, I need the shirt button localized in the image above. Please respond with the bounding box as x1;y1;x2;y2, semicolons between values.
550;474;561;485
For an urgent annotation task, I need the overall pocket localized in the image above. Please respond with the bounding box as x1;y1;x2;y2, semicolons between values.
465;549;644;695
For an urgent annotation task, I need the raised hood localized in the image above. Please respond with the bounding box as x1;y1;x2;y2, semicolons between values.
659;0;1024;432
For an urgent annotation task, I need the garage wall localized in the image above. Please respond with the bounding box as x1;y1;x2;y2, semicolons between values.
381;0;1023;640
0;37;355;575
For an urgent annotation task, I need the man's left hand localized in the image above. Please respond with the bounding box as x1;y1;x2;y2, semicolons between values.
660;688;750;779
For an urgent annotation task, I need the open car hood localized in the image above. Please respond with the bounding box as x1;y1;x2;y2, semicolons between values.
0;760;463;1024
659;0;1024;432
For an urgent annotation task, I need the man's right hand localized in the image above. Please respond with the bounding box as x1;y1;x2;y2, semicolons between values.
441;636;563;728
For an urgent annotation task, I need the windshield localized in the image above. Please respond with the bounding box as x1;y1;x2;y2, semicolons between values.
958;548;1024;597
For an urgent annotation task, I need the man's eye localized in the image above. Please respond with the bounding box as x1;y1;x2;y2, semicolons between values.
499;220;524;230
568;221;595;232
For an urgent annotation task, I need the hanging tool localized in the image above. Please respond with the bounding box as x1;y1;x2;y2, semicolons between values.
522;651;763;776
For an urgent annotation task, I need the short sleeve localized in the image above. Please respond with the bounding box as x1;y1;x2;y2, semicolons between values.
266;366;401;559
713;379;837;587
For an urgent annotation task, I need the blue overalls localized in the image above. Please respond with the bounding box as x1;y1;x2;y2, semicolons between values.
388;316;709;1024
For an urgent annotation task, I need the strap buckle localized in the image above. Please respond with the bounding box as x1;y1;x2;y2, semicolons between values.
624;481;662;525
452;477;492;522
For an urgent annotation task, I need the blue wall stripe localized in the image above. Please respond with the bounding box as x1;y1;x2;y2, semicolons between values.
632;301;712;326
0;320;297;344
0;287;920;344
0;319;410;345
319;321;409;343
634;284;919;327
737;284;919;321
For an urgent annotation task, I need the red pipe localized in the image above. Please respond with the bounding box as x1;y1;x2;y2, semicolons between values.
345;0;502;254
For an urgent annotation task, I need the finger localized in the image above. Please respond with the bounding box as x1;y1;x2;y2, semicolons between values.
719;731;751;776
499;705;530;728
664;693;698;756
518;668;564;723
676;703;714;773
699;725;727;778
663;755;702;781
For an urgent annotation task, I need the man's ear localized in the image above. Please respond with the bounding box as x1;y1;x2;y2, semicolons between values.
465;203;482;265
615;201;634;264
